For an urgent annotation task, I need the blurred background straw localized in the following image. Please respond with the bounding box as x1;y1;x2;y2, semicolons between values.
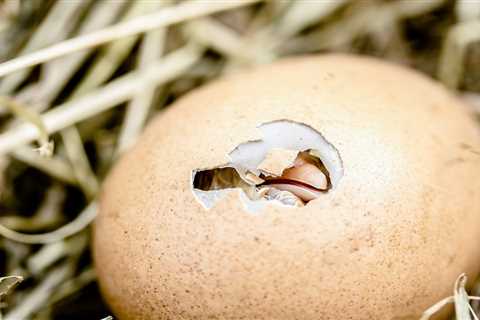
0;0;478;319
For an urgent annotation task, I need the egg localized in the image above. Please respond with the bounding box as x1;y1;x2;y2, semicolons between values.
93;55;480;319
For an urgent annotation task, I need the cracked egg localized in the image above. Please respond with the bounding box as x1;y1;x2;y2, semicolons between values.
94;55;480;320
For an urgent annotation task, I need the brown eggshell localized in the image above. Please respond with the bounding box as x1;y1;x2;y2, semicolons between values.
93;55;480;319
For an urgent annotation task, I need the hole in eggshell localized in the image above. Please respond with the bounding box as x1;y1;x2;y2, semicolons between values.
192;120;343;212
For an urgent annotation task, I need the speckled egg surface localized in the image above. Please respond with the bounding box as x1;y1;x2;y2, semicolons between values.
94;55;480;320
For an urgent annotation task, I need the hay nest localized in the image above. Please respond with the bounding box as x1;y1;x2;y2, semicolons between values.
0;1;479;319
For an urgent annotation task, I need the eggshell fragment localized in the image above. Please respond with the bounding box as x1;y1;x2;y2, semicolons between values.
244;172;264;185
257;148;298;176
94;55;480;320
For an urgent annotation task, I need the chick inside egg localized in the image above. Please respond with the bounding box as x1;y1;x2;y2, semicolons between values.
192;120;343;210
